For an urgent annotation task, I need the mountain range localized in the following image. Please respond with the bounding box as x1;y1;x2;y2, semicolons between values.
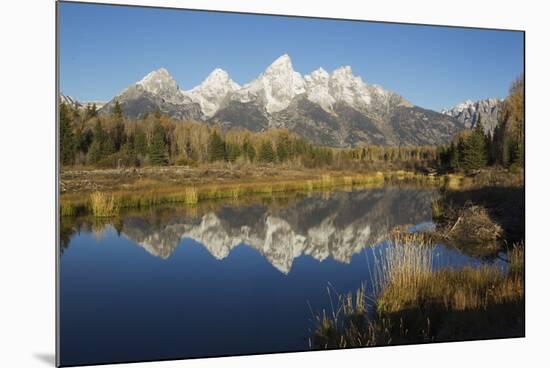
64;54;501;147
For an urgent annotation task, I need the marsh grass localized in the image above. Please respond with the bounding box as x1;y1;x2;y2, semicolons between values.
60;202;76;217
312;236;525;349
61;171;442;217
90;191;119;217
431;199;442;219
184;187;199;205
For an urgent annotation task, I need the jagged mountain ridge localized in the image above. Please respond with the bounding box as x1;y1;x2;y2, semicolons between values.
94;54;486;146
441;98;502;134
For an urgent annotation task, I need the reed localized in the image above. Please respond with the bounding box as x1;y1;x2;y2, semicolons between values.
508;244;524;279
184;187;199;205
230;186;244;200
431;199;442;219
89;191;119;217
312;236;525;349
60;202;76;217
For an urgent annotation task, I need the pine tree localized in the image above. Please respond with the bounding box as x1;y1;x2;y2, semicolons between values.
276;135;291;162
59;103;76;165
226;143;242;162
134;128;148;156
259;140;275;163
125;132;139;166
113;100;123;120
88;120;105;163
112;120;126;151
85;103;98;119
149;122;168;165
77;128;93;154
449;142;460;170
461;116;487;171
90;103;98;118
207;131;226;162
242;139;256;162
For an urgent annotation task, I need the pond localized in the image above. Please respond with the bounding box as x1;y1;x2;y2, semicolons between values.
59;187;505;366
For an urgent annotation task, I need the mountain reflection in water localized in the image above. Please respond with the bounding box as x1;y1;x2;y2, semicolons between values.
63;188;438;273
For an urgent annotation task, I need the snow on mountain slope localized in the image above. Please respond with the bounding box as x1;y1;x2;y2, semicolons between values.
135;68;192;105
303;67;335;112
232;54;306;114
183;68;240;118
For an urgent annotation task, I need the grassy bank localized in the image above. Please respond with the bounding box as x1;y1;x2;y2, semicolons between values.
312;236;524;348
60;168;444;217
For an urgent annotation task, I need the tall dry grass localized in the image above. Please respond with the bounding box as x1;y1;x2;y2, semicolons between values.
90;191;119;217
184;187;199;205
312;236;525;349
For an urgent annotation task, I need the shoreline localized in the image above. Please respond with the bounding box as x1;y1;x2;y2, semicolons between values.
60;167;445;217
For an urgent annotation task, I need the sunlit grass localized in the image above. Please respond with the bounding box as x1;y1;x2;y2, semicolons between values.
312;235;525;349
184;187;199;205
90;191;119;217
60;170;444;217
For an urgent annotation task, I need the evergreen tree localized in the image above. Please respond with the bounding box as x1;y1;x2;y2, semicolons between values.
125;132;139;166
207;131;226;162
149;122;168;165
90;103;98;118
259;140;275;163
276;135;291;162
77;128;93;154
113;100;123;120
134;128;148;156
59;103;76;165
242;139;256;162
88;120;105;163
449;142;460;170
85;103;98;119
226;143;242;162
112;120;126;151
103;134;115;157
461;116;487;171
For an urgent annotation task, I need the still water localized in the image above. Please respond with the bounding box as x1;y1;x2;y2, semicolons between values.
59;187;502;366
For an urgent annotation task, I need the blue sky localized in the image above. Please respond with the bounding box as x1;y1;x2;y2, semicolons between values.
59;2;524;111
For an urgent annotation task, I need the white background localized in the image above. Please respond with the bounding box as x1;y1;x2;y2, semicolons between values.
0;0;548;367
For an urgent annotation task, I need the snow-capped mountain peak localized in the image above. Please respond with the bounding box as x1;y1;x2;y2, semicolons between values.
233;54;306;114
137;68;177;93
201;68;239;89
135;67;189;104
304;67;334;112
327;65;372;109
184;68;240;118
264;53;293;73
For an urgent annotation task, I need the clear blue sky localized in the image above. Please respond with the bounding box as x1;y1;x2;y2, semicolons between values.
59;2;524;111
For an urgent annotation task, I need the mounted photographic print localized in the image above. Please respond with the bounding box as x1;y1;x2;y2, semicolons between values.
57;1;525;366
